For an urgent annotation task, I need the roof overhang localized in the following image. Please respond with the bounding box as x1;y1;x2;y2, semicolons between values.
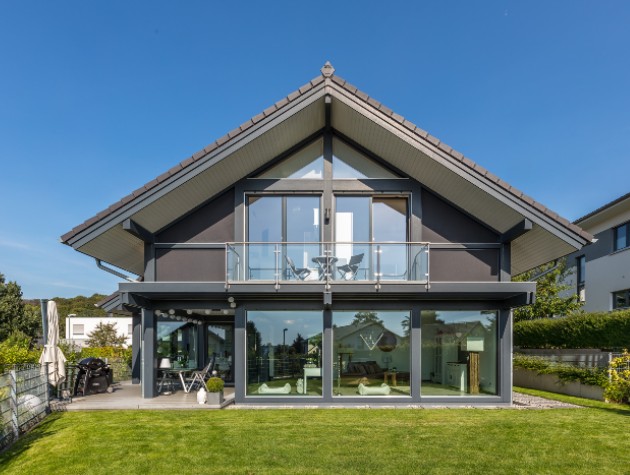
62;65;592;277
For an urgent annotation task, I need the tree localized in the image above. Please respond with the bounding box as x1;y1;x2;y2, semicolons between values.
512;258;583;323
351;311;383;326
0;273;40;342
85;322;127;347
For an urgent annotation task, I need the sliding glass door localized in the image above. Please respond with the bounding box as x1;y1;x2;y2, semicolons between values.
247;195;321;280
335;196;408;280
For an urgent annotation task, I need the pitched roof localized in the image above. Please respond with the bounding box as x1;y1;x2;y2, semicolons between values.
574;191;630;225
61;62;592;276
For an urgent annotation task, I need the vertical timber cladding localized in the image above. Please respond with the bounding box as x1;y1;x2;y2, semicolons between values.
155;189;235;282
420;189;501;281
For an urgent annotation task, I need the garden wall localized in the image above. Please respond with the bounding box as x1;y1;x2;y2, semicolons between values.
513;368;604;401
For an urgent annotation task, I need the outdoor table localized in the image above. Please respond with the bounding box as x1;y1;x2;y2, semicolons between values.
311;255;338;280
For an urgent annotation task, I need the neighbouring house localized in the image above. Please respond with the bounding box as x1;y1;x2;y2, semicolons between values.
65;315;133;348
561;192;630;312
60;63;591;405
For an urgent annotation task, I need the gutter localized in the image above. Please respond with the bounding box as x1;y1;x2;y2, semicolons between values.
95;258;139;283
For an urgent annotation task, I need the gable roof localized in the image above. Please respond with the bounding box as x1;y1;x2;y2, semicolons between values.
61;62;592;276
574;191;630;229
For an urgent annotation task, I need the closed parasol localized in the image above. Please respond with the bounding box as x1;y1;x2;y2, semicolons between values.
39;300;67;387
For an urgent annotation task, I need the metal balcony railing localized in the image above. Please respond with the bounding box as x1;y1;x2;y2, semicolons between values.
225;242;430;288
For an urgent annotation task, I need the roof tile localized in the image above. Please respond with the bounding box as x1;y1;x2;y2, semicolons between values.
227;127;242;139
378;104;394;117
437;142;452;154
311;75;325;87
298;83;312;94
355;89;369;102
367;97;381;109
192;150;206;161
426;135;440;146
274;97;289;109
215;135;229;147
342;81;358;94
131;186;147;198
262;105;277;117
180;157;194;169
450;149;464;161
391;112;405;124
252;112;266;123
204;142;218;154
331;75;346;87
168;163;183;176
287;90;301;102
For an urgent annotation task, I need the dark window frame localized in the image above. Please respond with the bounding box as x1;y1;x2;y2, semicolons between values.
613;289;630;310
613;222;630;252
576;255;585;301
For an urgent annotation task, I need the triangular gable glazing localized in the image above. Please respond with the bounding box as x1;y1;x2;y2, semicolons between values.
256;139;324;179
332;138;399;179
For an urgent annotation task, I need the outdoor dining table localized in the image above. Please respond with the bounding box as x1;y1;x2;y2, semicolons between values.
157;367;201;394
311;255;338;280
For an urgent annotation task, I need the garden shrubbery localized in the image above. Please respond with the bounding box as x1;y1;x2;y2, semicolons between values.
513;353;608;387
513;310;630;349
605;350;630;404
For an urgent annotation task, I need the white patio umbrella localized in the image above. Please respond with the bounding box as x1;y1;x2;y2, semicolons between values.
39;300;67;387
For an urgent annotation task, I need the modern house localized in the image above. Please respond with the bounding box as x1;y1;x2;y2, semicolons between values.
61;63;591;405
562;192;630;312
65;315;133;348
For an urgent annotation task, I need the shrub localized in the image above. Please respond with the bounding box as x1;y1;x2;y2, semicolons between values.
513;354;608;387
206;377;224;393
514;310;630;349
604;350;630;404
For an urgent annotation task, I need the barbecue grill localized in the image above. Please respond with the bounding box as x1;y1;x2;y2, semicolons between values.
73;357;113;396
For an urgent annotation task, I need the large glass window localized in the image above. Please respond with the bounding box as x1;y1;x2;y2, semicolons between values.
247;195;321;280
207;323;234;383
256;139;324;179
246;311;323;396
421;310;497;396
333;311;411;397
157;318;199;369
332;138;398;179
335;196;408;280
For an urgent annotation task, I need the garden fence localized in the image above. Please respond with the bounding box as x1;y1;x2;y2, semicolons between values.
0;364;50;451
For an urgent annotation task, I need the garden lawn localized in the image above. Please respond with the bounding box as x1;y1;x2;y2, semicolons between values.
1;393;629;475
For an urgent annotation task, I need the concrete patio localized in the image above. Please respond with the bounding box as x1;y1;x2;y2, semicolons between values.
54;380;235;411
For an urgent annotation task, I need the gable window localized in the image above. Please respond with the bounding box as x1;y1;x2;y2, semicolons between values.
256;139;324;179
614;222;630;251
332;138;398;179
613;289;630;310
576;255;585;302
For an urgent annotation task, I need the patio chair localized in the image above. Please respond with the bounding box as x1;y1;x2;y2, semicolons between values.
184;355;216;392
286;256;312;280
337;253;364;280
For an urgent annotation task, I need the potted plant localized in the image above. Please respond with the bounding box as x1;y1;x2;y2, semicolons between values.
205;377;225;405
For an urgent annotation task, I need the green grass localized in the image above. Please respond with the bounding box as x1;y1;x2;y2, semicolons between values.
1;392;630;474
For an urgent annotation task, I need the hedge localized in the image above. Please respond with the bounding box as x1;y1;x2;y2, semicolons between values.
514;310;630;349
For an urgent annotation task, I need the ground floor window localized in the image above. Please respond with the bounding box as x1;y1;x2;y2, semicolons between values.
613;289;630;309
241;307;501;399
420;310;497;396
156;317;199;369
246;311;322;396
333;310;411;397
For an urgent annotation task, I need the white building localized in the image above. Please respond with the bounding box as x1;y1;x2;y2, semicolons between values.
563;192;630;312
65;315;133;347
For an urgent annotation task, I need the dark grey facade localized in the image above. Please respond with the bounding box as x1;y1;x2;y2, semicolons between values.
62;64;591;406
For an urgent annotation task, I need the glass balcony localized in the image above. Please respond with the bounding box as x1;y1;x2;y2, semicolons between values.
226;242;429;285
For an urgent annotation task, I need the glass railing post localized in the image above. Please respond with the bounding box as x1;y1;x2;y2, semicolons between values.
274;243;280;289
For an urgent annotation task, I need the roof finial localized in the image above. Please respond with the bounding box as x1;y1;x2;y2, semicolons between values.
321;61;335;78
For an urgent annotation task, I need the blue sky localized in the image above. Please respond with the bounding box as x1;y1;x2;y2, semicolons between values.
1;1;629;299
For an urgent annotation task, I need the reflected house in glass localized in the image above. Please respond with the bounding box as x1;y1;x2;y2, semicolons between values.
61;63;593;405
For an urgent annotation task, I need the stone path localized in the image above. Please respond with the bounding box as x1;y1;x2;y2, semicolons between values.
512;391;582;409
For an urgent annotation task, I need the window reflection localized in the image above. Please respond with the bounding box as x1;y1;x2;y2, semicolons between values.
246;311;323;396
333;311;411;397
156;318;199;369
421;310;497;396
